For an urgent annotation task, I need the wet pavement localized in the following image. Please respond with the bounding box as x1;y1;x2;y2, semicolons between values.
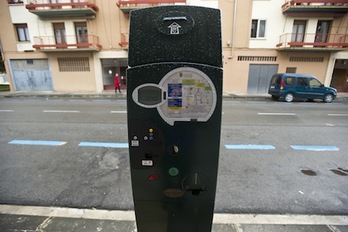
1;91;347;231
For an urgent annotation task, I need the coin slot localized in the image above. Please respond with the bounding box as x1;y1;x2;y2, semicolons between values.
173;145;179;154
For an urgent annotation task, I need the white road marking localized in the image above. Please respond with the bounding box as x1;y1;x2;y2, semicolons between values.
0;110;14;112
110;111;127;114
1;205;347;225
43;110;80;113
225;144;275;150
79;142;128;148
326;123;335;127
258;113;296;116
327;114;348;117
291;145;339;151
8;140;67;146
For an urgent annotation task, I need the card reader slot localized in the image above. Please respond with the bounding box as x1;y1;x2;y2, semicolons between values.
163;91;167;100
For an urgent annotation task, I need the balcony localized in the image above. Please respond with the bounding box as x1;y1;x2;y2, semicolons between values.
26;0;98;19
276;33;348;51
282;0;348;17
32;34;102;52
117;0;186;13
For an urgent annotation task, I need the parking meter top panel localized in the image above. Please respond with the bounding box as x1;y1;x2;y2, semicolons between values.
128;6;222;68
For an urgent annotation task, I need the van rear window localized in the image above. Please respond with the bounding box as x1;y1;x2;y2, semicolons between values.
270;76;280;85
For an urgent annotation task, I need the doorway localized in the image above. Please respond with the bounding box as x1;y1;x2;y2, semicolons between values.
75;22;88;47
291;20;307;46
53;23;66;47
315;20;331;46
100;59;128;91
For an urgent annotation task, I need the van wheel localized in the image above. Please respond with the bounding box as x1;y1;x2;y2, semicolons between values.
323;94;333;103
285;93;294;102
272;95;280;101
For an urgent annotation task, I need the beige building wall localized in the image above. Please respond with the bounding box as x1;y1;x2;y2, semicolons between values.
93;0;124;50
220;0;254;93
49;52;97;92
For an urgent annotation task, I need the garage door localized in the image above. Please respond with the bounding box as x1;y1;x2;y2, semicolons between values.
11;59;53;91
247;64;278;94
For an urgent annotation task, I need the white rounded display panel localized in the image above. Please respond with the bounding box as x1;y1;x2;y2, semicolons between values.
132;67;217;126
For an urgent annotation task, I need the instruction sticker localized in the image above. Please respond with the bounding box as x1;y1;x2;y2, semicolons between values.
157;67;217;126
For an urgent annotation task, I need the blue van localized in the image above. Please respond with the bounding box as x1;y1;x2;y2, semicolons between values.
268;73;337;103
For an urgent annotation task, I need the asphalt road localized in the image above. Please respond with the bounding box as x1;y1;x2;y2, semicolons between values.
0;98;347;215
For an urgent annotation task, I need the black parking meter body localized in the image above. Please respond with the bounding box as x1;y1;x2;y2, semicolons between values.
127;6;222;232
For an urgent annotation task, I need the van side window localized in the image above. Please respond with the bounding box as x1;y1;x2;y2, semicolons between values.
285;77;295;86
309;78;322;87
297;77;308;87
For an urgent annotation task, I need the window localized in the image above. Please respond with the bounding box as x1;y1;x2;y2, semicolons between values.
309;78;322;87
238;56;276;62
75;22;88;44
72;0;85;8
286;67;297;73
53;23;66;44
8;0;24;4
315;20;331;44
15;24;30;42
291;20;306;43
297;77;308;87
50;0;61;9
58;57;90;72
285;77;295;86
289;57;324;62
251;19;266;38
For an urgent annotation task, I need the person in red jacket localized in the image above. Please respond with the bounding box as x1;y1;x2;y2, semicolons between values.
114;73;121;93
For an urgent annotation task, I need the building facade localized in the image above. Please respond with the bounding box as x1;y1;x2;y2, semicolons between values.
0;0;347;93
221;0;348;94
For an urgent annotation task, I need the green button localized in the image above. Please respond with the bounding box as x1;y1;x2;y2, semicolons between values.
168;167;179;177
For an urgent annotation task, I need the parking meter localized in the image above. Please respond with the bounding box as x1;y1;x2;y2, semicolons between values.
127;6;222;232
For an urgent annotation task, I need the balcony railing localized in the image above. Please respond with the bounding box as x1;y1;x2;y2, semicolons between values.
33;34;102;52
277;33;348;51
117;0;186;13
282;0;348;16
26;0;98;19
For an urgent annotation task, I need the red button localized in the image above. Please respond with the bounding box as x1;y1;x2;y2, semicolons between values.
148;174;158;181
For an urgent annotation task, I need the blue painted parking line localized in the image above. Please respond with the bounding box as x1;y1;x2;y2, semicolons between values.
225;144;275;150
79;142;129;148
290;145;339;151
8;140;67;146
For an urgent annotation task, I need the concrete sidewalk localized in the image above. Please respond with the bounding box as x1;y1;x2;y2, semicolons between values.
1;205;348;232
